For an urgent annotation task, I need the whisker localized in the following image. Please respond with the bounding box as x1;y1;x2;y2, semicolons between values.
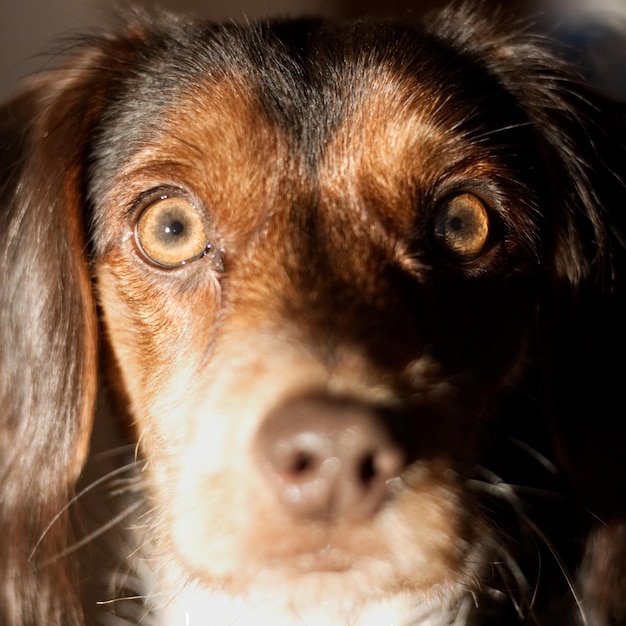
451;594;475;626
516;509;589;626
482;529;534;620
471;469;589;626
507;437;560;475
86;443;138;464
29;458;145;562
97;595;148;606
468;477;565;502
44;498;144;564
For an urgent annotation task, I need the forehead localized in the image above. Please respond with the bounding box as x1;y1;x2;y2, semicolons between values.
89;19;532;246
92;18;519;147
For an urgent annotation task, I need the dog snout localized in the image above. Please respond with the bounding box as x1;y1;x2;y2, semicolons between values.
255;395;406;522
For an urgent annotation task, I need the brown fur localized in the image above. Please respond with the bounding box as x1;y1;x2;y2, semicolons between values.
1;4;626;625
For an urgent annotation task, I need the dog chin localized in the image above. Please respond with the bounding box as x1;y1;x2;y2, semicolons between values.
153;546;467;626
162;581;440;626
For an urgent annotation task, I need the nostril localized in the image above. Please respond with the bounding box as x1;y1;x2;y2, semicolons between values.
271;432;334;477
358;449;396;487
359;452;377;485
255;394;407;522
292;451;315;475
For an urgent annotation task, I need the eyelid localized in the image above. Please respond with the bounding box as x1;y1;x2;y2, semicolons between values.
128;185;196;220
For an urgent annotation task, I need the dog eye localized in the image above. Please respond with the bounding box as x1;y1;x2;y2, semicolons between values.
434;193;490;262
135;196;210;268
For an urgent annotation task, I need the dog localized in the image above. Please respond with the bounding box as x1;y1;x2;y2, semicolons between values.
1;2;626;624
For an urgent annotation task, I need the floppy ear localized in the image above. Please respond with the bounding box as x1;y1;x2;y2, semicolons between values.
523;86;626;625
0;49;110;624
536;87;626;626
461;13;626;624
471;12;626;500
430;6;626;622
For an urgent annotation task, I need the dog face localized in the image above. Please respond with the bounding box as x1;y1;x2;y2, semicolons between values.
2;5;626;626
89;14;546;608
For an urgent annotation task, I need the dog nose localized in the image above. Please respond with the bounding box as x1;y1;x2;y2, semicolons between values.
256;395;406;521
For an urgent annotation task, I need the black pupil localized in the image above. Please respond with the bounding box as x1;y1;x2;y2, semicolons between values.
165;220;185;236
449;216;464;232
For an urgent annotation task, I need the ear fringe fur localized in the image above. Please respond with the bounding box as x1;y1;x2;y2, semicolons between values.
0;51;104;626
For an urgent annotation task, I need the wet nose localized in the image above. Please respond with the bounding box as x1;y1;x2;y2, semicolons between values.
255;395;406;521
